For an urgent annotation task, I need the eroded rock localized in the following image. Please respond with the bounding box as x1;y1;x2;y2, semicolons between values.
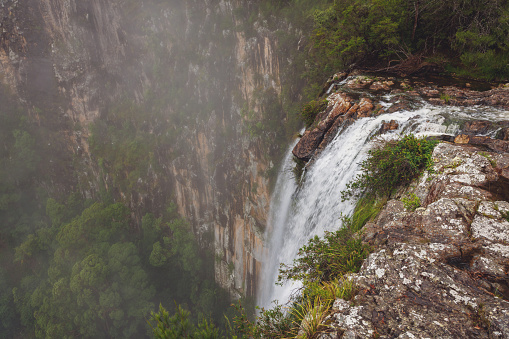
326;143;509;338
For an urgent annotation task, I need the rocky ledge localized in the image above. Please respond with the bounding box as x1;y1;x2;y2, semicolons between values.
324;142;509;338
293;73;509;163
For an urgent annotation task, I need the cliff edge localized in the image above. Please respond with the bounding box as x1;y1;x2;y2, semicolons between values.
327;141;509;338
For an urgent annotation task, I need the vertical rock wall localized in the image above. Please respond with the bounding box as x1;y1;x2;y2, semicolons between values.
0;0;289;298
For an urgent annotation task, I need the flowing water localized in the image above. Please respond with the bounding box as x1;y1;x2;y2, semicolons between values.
258;100;509;309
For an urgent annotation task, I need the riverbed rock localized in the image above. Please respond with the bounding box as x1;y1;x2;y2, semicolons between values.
379;120;399;134
293;73;509;163
325;142;509;338
463;120;492;135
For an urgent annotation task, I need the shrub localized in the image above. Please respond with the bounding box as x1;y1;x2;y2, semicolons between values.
342;135;438;201
401;193;421;211
288;298;330;339
231;301;296;339
301;99;328;127
303;276;356;304
149;304;222;339
278;219;371;285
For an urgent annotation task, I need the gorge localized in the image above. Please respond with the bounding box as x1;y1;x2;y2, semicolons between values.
1;0;509;337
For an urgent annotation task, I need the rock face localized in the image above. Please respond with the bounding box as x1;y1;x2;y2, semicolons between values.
324;142;509;338
0;0;293;299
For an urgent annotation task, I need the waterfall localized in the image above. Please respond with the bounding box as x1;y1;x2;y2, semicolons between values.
258;101;509;309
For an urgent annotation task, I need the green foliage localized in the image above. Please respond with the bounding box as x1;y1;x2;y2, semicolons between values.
7;190;231;338
232;296;333;339
305;0;509;81
401;193;421;211
287;298;330;339
349;196;385;232
231;301;296;339
479;152;497;168
149;304;222;339
300;99;328;127
502;211;509;223
440;93;451;103
303;276;355;305
278;220;371;285
342;135;438;201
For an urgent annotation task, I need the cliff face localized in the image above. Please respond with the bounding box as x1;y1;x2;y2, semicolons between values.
0;0;289;298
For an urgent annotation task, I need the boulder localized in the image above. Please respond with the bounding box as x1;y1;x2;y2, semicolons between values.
292;128;326;161
379;120;399;134
463;120;492;135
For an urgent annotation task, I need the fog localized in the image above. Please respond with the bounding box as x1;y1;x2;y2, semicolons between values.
0;0;327;337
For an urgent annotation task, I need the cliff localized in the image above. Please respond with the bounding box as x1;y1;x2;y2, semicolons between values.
0;0;294;299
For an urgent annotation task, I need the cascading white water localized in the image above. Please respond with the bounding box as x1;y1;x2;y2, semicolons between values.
258;101;509;309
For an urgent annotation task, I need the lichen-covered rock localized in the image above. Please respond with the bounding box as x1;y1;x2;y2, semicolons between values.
326;142;509;338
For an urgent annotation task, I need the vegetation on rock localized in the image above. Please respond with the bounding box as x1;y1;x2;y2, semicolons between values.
342;135;438;201
301;99;329;128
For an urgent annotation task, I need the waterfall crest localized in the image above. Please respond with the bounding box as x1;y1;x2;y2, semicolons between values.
258;101;509;309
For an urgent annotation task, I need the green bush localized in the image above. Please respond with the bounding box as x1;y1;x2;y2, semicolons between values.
149;304;222;339
277;220;371;285
342;135;438;201
303;276;355;304
301;99;328;127
401;193;421;211
349;196;386;232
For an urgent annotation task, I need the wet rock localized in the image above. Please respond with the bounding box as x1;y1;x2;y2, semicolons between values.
369;80;394;91
469;136;509;153
498;127;509;141
346;75;373;89
356;97;374;118
292;128;326;161
383;100;412;114
455;134;470;144
379;120;399;134
463;120;492;135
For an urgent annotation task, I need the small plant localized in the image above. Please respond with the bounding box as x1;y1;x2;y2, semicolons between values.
349;196;386;232
300;99;328;128
440;93;451;103
444;157;463;169
227;261;235;275
479;151;497;167
342;134;438;201
401;193;421;211
502;211;509;222
303;276;356;304
470;303;490;331
289;298;331;339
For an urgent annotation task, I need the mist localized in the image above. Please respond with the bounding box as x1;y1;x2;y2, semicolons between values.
0;0;327;337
